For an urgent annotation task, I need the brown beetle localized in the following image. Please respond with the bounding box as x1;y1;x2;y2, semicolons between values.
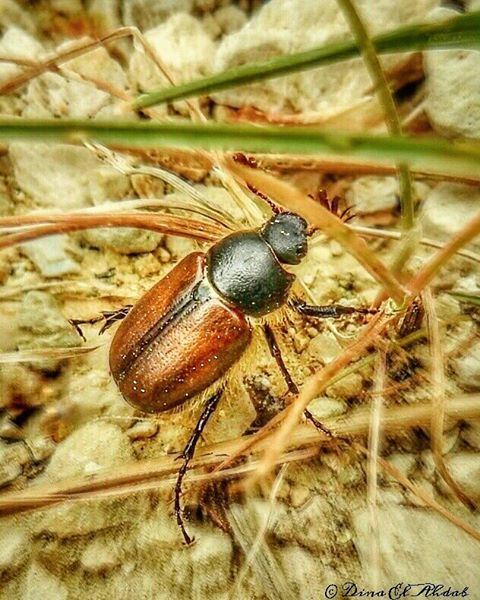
105;210;370;544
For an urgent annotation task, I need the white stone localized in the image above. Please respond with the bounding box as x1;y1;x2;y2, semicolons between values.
21;236;80;278
202;381;256;443
421;184;480;251
352;506;480;587
462;421;480;450
44;421;133;482
453;340;480;391
213;0;439;114
425;45;480;138
190;528;233;598
129;13;216;101
10;143;129;210
347;176;429;215
306;397;347;420
438;453;480;501
16;291;79;350
24;563;68;600
0;527;28;575
81;538;120;574
0;27;44;86
81;228;163;254
122;0;194;31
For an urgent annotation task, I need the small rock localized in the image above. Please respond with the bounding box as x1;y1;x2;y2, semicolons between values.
425;43;480;138
306;397;347;420
307;333;341;363
289;483;311;508
462;421;480;450
453;340;480;391
203;381;256;443
352;505;480;587
164;235;198;259
387;452;417;477
24;563;68;600
81;538;120;574
0;526;28;576
0;462;22;487
10;143;129;210
277;545;336;599
273;496;331;553
129;14;215;106
44;421;133;482
81;228;162;254
16;291;79;352
127;420;159;441
190;528;233;598
133;253;162;277
21;236;80;278
438;453;480;501
347;176;428;215
421;184;480;251
213;6;247;35
122;0;194;31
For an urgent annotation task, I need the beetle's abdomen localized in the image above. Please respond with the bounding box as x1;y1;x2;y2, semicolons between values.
207;231;294;317
109;253;251;413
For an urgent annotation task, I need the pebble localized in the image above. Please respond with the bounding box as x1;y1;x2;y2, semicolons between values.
306;396;347;420
203;381;256;443
453;341;480;391
438;453;480;501
24;563;68;600
21;236;80;278
425;38;480;138
81;228;163;255
80;538;120;574
127;420;159;441
461;421;480;451
10;143;129;210
421;184;480;251
16;291;79;351
0;527;28;576
352;505;480;587
44;421;133;482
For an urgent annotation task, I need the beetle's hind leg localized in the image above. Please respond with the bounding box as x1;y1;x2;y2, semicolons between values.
69;305;133;341
174;389;224;545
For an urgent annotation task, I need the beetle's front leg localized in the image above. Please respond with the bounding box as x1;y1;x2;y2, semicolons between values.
293;301;377;319
174;389;223;545
69;305;133;341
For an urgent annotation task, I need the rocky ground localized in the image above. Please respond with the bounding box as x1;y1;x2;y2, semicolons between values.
0;1;480;598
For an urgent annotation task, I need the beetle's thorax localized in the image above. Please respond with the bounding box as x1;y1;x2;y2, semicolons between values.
207;213;308;317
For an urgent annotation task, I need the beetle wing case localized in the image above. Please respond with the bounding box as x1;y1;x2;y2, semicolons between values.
109;253;252;413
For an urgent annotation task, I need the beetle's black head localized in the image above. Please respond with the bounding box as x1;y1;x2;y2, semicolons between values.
261;212;308;265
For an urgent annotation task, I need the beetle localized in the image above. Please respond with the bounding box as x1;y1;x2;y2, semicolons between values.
102;206;372;544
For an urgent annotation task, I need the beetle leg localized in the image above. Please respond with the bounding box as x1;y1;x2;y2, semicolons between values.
69;304;133;341
174;389;223;545
263;324;336;436
293;301;377;319
263;323;298;395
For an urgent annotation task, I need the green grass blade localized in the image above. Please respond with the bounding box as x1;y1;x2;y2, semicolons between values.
448;291;480;307
0;119;479;177
133;11;480;110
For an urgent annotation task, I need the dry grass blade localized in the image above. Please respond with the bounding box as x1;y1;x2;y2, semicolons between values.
0;345;102;363
367;351;386;587
0;212;224;249
422;288;476;510
225;157;405;302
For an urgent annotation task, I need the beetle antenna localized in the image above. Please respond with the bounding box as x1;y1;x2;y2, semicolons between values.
247;184;283;215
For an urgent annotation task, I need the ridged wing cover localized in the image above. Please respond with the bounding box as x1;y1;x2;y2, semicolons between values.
109;252;251;413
